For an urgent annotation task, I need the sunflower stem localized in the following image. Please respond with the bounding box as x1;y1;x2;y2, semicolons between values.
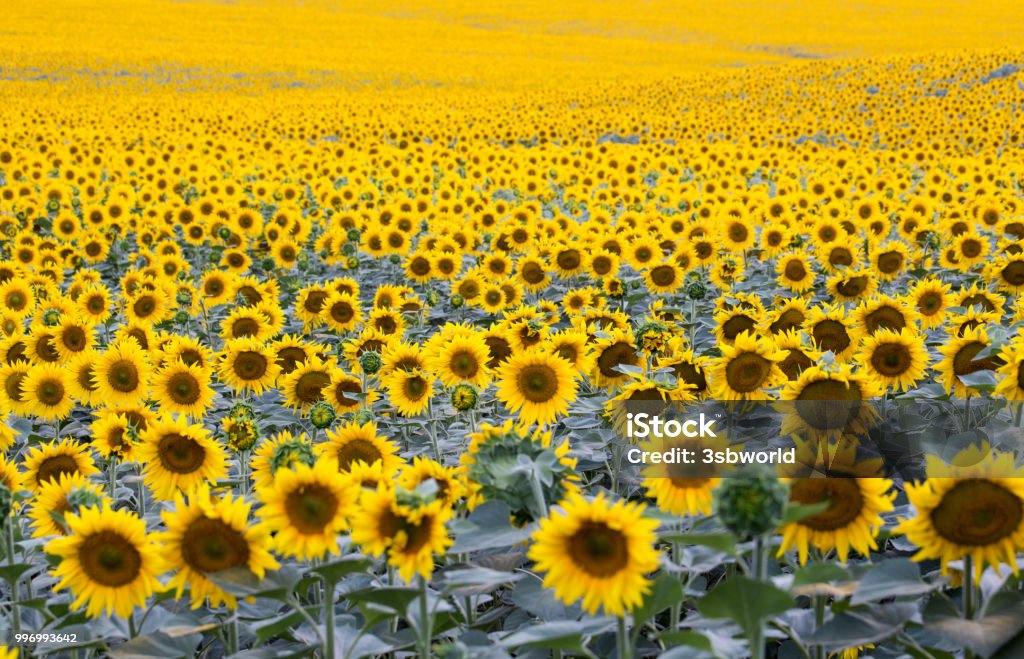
529;470;548;519
813;594;826;659
963;554;975;659
107;456;118;501
323;577;336;659
963;395;973;430
226;614;239;655
417;576;433;659
6;516;20;636
1014;403;1022;428
427;398;441;464
616;615;630;659
750;536;767;659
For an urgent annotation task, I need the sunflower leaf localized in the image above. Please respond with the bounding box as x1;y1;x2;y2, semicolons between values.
696;576;793;642
849;558;936;605
632;572;685;625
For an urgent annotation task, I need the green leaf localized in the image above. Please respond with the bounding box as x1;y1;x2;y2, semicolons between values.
792;562;851;587
309;556;373;585
252;609;308;644
806;602;918;651
500;618;614;654
0;562;34;584
633;572;685;625
850;558;936;605
109;631;201;658
449;501;535;553
661;532;738;555
928;596;1024;658
440;566;524;595
781;500;830;524
207;565;300;601
696;576;793;641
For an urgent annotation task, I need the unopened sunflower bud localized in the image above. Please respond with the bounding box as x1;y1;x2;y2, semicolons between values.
351;409;374;426
450;383;479;411
175;290;192;307
358;350;383;375
310;401;337;429
42;309;62;327
450;293;465;308
269;438;316;474
345;256;359;269
425;290;440;307
685;278;706;301
714;468;788;540
173;310;190;325
346;228;361;243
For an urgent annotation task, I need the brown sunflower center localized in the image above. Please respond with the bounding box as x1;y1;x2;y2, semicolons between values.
870;343;912;376
557;249;581;271
835;276;868;298
181;517;250;573
1001;262;1024;287
157;433;206;474
284;484;339;534
793;379;863;431
769;308;805;335
789;477;865;531
107;359;140;392
521;261;546;284
722;314;756;342
876;251;904;274
37;378;65;406
36;454;80;486
811;320;851;355
333;379;362;408
960;239;982;258
952;341;1002;377
597;341;638;378
784;260;807;281
729;223;748;243
295;371;330;404
517;364;559;403
449;349;480;379
724;352;772;393
863;306;905;333
337;439;381;470
485;336;513;368
409;257;431;276
931;479;1023;546
78;531;143;587
330;300;355;325
37;336;61;362
231;317;260;338
917;291;942;315
61;326;87;351
649;265;677;287
166;371;201;405
568;521;629;577
133;296;156;318
779;349;814;380
403;375;428;400
234;351;268;380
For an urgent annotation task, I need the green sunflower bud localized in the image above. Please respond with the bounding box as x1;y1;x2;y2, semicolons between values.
450;383;479;412
351;409;374;426
714;468;788;540
310;400;337;429
358;350;383;376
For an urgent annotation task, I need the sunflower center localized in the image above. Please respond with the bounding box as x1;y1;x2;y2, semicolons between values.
917;292;941;314
961;239;982;258
1002;262;1024;287
78;531;143;587
36;454;80;486
724;352;771;393
779;349;814;380
276;347;307;373
931;479;1023;546
597;341;638;378
812;320;851;355
793;379;863;431
181;517;250;573
284;484;339;534
62;327;87;351
870;343;912;376
295;371;330;403
37;336;61;362
336;439;382;470
877;250;903;273
729;223;748;242
485;336;513;368
107;359;140;392
410;257;431;276
784;260;807;281
557;249;581;270
568;521;629;577
953;341;1002;377
722;314;756;342
517;364;559;403
521;262;546;284
650;265;677;287
864;306;905;333
157;433;206;474
835;276;868;298
232;318;260;338
449;350;480;379
167;372;201;404
790;478;865;531
38;379;66;405
303;290;328;314
330;301;354;324
133;296;156;317
86;295;106;313
234;351;268;380
404;375;428;400
769;308;805;335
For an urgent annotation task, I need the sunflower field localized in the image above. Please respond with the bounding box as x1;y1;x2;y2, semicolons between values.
3;1;1024;658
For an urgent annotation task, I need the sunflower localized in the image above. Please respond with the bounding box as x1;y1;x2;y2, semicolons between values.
256;457;358;560
779;365;882;440
643;475;719;517
803;306;861;361
294;284;331;327
779;441;895;564
908;278;953;329
47;504;165;618
644;261;683;294
776;252;816;292
856;328;929;392
322;291;363;334
217;337;281;395
280;359;334;414
250;431;316;491
93;339;153;408
897;444;1024;582
853;295;919;335
987;254;1024;294
220;306;273;342
152;360;215;417
496;349;578;426
709;331;787;400
516;253;551;292
825;268;877;304
936;326;1004;398
28;472;109;538
53;318;96;362
714;306;761;346
0;278;34;318
89;411;136;460
870;241;909;281
995;339;1024;400
397;457;466;508
384;368;435;416
135;416;228;501
317;421;404;474
951;230;989;270
21;362;75;421
350;486;453;582
428;333;492;388
590;328;642;390
22;438;99;492
774;329;820;381
542;329;594;374
160;486;279;609
528;493;660;616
